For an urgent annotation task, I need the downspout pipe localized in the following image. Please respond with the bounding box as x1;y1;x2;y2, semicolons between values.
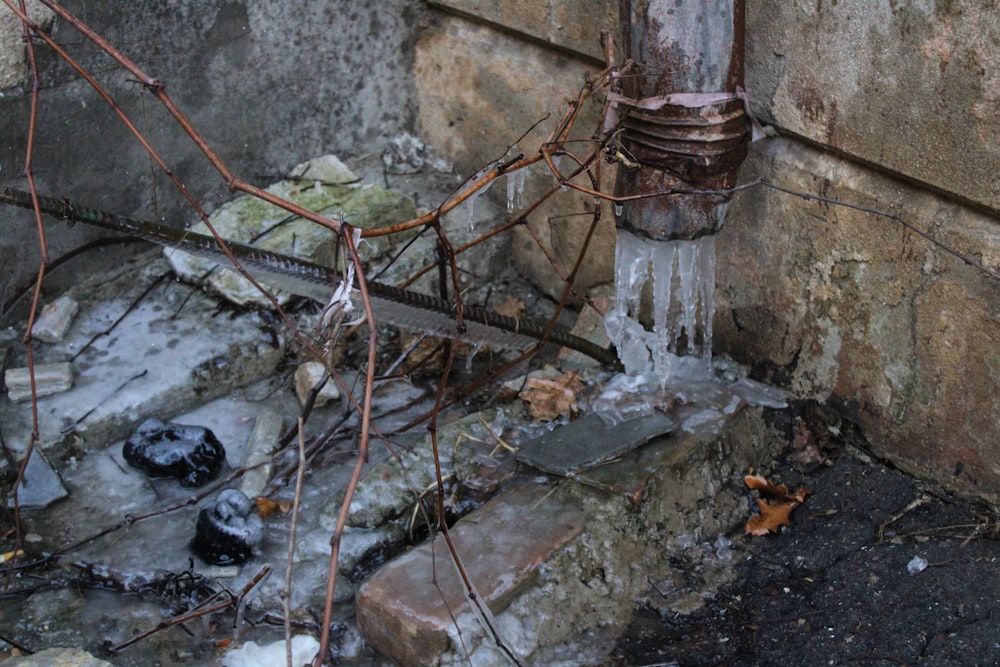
612;0;749;241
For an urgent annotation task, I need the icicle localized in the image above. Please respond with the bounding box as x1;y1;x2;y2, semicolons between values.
606;230;717;385
465;343;485;371
676;240;699;356
506;170;516;213
467;190;479;230
506;166;526;213
613;202;624;217
651;239;677;378
697;235;717;368
514;167;526;210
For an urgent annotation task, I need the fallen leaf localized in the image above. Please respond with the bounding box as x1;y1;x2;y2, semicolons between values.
493;295;526;319
744;473;809;503
746;498;800;536
519;371;585;421
255;496;292;517
744;472;810;536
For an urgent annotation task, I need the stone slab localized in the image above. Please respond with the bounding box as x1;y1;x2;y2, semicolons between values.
747;0;1000;211
7;449;67;510
1;255;286;459
429;0;616;62
515;411;675;476
717;137;1000;503
355;482;585;667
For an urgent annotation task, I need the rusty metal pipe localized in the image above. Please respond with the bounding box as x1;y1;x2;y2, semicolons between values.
614;0;748;240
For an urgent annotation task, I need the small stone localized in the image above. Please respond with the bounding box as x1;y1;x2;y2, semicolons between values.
191;489;263;565
238;409;283;499
31;296;80;343
123;418;226;487
906;555;928;575
7;450;68;510
294;361;340;407
4;362;74;402
288;154;358;184
4;647;113;666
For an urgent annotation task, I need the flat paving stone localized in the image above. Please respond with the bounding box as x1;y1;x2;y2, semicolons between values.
515;411;675;476
355;481;585;667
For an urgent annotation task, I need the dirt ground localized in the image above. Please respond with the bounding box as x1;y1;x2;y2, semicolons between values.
610;415;1000;667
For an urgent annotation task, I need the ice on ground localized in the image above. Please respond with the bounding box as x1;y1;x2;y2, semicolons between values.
220;634;319;667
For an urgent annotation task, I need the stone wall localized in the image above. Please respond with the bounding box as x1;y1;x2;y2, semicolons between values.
413;1;1000;503
0;0;419;295
3;1;998;502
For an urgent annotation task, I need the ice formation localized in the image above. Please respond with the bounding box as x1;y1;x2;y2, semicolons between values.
605;230;717;383
506;164;526;212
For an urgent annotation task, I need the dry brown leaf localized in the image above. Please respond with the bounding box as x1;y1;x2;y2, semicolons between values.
744;473;810;535
519;371;585;421
746;498;800;536
744;473;809;503
493;295;526;319
255;496;292;517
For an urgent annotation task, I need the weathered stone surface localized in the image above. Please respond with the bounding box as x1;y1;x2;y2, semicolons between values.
2;255;285;459
747;0;1000;211
357;397;781;665
716;137;1000;502
166;155;417;308
1;2;420;298
4;362;73;402
355;482;586;667
0;1;53;87
414;14;618;300
31;296;79;343
4;647;112;667
430;0;616;62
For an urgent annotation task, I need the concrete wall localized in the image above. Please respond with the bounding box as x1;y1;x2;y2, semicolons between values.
413;1;1000;503
3;1;998;502
0;0;419;297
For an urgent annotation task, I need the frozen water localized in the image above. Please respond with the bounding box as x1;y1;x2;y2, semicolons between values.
506;164;526;213
606;230;717;384
463;163;498;231
220;635;319;667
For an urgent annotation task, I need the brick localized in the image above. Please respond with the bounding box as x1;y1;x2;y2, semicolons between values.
356;483;584;667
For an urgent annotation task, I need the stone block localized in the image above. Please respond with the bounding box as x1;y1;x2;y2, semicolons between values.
4;362;73;402
355;482;585;667
747;0;1000;211
237;408;283;500
716;137;1000;502
356;392;781;665
429;0;617;62
414;15;618;299
31;296;79;343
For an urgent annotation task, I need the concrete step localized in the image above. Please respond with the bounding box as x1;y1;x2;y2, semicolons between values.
356;482;585;666
355;386;784;665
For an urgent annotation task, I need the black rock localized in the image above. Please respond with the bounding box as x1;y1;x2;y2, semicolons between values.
191;489;263;565
123;418;226;487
